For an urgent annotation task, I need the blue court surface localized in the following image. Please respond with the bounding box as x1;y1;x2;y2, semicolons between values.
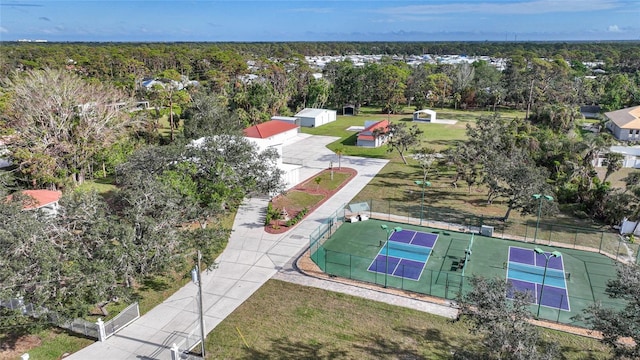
506;246;570;311
367;230;438;281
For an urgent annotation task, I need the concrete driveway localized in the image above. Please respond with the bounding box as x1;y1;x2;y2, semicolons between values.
68;134;389;360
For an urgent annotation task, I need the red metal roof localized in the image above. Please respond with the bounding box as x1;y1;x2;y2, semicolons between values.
7;190;62;210
243;120;299;139
365;119;389;132
358;119;389;140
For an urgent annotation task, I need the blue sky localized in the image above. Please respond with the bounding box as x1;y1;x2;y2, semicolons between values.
1;0;638;42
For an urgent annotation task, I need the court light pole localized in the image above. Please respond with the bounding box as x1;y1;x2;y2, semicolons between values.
532;194;553;243
534;247;561;319
381;224;402;288
414;180;431;225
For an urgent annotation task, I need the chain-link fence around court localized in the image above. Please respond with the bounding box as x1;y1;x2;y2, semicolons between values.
361;199;639;265
307;202;633;325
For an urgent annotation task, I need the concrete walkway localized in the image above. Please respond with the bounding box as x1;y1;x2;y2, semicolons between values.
68;134;455;360
273;252;458;319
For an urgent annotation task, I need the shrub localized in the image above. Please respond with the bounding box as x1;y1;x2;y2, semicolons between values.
286;208;309;227
265;202;273;226
265;202;282;226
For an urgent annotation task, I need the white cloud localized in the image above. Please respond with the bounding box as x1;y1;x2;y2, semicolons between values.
607;25;621;32
376;0;619;16
0;26;7;33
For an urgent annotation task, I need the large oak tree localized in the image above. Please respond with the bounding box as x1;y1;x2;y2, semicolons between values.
3;68;137;188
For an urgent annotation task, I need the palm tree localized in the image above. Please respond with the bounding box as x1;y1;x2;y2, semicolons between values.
602;152;624;182
334;146;344;170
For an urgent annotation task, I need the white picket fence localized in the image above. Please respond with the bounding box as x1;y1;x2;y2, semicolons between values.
170;323;203;359
1;298;139;341
101;302;140;339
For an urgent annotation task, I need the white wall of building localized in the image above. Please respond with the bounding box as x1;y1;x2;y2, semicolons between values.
295;108;337;127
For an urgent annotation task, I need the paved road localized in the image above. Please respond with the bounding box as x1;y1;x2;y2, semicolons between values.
68;134;405;359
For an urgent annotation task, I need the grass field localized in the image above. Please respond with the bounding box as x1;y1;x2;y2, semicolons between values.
206;279;611;359
347;155;630;255
298;107;628;245
313;219;627;325
301;107;527;156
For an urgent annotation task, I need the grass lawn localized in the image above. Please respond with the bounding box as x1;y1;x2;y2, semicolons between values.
75;176;117;198
595;166;638;189
301;106;527;156
351;156;622;252
269;169;355;232
206;279;611;359
296;106;622;252
301;171;351;192
275;191;324;213
10;329;95;360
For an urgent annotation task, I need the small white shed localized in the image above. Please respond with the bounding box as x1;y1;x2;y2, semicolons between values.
294;108;337;128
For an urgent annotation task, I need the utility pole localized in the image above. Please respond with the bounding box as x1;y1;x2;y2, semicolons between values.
191;250;206;357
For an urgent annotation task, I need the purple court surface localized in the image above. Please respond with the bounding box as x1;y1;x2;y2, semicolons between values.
367;230;438;281
507;246;570;311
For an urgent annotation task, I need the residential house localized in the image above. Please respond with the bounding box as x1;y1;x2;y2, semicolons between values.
605;106;640;141
356;120;389;148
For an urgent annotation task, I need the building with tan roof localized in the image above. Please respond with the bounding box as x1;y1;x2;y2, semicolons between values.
605;105;640;141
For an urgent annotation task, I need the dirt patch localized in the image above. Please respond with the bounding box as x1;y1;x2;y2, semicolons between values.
0;334;41;360
265;168;357;234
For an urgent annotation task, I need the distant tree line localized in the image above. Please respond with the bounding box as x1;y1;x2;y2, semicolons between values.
1;42;639;122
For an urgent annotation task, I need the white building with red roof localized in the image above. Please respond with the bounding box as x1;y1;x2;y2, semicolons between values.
356;119;390;148
243;120;301;191
7;189;62;215
243;120;300;144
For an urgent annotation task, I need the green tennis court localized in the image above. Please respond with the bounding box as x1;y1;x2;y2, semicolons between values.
310;218;627;325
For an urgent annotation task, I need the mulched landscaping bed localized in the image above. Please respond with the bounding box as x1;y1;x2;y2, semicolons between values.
265;167;357;234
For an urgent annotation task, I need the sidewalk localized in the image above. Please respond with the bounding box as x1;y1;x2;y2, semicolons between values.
273;254;459;319
68;135;396;359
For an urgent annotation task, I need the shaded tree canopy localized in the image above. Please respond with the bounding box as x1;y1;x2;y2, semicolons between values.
182;91;244;139
457;276;559;360
585;264;640;359
0;191;130;321
2;68;138;188
386;122;424;165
